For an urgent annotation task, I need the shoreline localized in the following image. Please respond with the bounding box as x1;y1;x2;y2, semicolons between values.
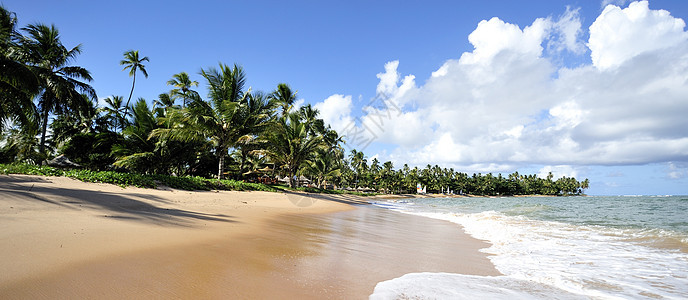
0;174;499;298
376;193;582;199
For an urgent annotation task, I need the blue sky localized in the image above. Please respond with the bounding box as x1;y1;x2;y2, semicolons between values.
4;0;688;195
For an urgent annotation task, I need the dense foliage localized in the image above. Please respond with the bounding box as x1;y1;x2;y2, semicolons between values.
0;5;589;196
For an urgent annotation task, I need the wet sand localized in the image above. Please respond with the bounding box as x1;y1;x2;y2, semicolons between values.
0;174;498;299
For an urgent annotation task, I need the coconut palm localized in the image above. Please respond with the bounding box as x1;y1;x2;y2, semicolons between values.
50;94;105;146
0;123;40;163
152;92;179;118
264;111;323;187
100;95;129;132
120;50;148;116
269;83;297;116
167;72;198;107
151;63;259;179
232;91;277;179
304;149;341;189
112;98;160;173
0;6;38;134
18;23;96;154
348;149;367;189
299;104;325;135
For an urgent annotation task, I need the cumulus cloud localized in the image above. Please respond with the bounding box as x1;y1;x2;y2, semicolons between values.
374;60;417;107
313;94;353;133
589;1;688;70
459;17;551;65
314;1;688;174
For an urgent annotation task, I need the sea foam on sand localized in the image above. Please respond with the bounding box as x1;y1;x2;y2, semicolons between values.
370;273;586;300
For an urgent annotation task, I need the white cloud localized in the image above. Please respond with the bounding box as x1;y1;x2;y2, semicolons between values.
666;162;688;179
538;165;580;179
316;2;688;175
551;7;586;54
549;101;587;129
292;98;305;110
313;94;352;133
459;17;551;65
589;1;688;70
374;60;417;107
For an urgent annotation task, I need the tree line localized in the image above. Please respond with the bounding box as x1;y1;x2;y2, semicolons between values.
0;6;589;196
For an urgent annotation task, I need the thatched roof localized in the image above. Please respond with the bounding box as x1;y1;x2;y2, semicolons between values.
47;155;81;168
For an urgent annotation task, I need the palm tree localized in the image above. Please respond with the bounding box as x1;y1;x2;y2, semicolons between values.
264;111;323;187
269;83;297;116
0;5;38;134
299;104;325;135
580;179;590;194
120;50;148;116
152;92;179;118
19;23;96;155
348;149;367;189
100;95;129;132
112;98;160;173
50;94;105;146
304;149;341;189
232;91;277;179
0;123;40;163
151;63;257;179
167;72;198;107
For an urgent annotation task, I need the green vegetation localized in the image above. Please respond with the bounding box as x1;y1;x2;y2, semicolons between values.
0;5;589;197
0;163;282;191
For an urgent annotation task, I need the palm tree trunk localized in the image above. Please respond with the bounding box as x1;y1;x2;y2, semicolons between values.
288;169;296;188
38;110;49;155
239;150;247;180
124;73;136;117
217;154;224;179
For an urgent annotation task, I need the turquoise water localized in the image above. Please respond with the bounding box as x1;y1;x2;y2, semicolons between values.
408;195;688;236
370;196;688;299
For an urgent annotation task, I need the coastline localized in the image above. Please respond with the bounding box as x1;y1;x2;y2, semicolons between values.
0;174;498;298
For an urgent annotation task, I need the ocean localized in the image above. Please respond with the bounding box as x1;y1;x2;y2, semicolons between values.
369;195;688;299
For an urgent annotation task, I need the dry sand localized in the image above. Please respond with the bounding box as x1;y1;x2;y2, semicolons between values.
0;174;499;299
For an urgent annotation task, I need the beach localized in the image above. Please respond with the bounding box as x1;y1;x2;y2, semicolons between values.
0;174;498;299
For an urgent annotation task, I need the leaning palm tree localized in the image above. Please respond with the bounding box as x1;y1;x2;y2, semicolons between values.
0;5;38;134
18;23;96;154
120;50;148;116
152;63;254;179
167;72;198;107
264;111;323;187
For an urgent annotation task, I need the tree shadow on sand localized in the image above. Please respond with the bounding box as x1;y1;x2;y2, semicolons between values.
279;189;373;207
0;175;236;227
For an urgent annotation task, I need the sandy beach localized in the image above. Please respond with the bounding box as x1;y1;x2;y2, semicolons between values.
0;174;498;299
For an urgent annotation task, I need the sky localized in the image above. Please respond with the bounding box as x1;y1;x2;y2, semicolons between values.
4;0;688;195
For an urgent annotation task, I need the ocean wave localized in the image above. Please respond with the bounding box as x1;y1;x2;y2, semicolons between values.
373;199;688;299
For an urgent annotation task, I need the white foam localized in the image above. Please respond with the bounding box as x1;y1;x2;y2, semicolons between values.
374;200;688;299
370;273;587;300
